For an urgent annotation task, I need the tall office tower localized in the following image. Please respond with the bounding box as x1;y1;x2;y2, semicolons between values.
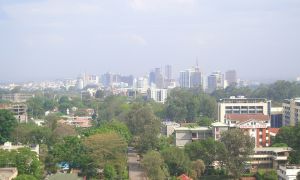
191;65;203;88
207;71;224;93
218;96;272;123
179;67;203;89
283;98;300;126
179;69;192;88
101;72;113;87
225;70;237;86
149;68;164;88
154;68;164;88
165;65;172;80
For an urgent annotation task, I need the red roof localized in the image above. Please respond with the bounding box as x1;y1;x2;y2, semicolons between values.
225;114;270;122
177;174;192;180
269;128;280;135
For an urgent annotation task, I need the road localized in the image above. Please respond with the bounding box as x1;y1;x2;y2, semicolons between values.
127;147;147;180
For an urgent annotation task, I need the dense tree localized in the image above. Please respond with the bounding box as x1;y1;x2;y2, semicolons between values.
103;164;117;180
84;121;132;142
191;159;205;179
165;88;217;122
125;104;161;152
14;174;38;180
0;148;42;179
27;96;57;118
220;129;255;179
185;138;226;166
51;136;87;169
161;147;191;176
142;150;168;180
11;123;52;145
273;126;300;163
83;133;127;176
0;109;17;143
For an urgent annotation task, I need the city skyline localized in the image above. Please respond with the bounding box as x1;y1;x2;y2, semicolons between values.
1;0;300;82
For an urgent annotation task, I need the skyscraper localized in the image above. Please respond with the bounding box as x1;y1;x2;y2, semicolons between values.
207;71;224;93
179;66;203;88
165;65;172;80
225;70;237;86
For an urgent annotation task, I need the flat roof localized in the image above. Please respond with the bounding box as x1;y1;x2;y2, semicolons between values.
174;127;210;131
211;122;228;127
254;147;293;153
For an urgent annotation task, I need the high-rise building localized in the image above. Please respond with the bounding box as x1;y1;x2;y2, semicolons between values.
207;71;224;93
218;96;271;123
101;72;113;87
149;68;164;88
225;70;237;86
283;98;300;126
165;65;172;80
179;66;203;88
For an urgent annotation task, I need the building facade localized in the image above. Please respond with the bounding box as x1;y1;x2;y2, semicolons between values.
207;71;224;93
147;88;168;103
225;70;237;86
0;103;28;123
218;96;271;123
174;127;211;147
179;67;203;89
278;165;300;180
271;107;283;128
283;98;300;126
224;114;273;147
1;93;34;103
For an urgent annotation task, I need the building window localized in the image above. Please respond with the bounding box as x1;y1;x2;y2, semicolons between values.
192;133;197;138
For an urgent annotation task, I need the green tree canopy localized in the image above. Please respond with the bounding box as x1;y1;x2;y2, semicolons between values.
220;129;255;179
0;109;17;143
142;150;168;180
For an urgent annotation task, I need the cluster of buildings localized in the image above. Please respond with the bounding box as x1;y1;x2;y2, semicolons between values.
161;96;300;179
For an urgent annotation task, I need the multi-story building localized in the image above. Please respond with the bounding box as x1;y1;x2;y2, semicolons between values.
249;147;292;171
224;114;273;147
134;76;149;94
271;107;283;128
165;65;172;81
225;70;237;86
149;68;164;88
1;93;34;103
174;127;212;147
179;66;203;89
211;122;229;141
218;96;271;123
147;88;168;103
278;165;300;180
207;71;224;93
283;98;300;126
0;103;28;123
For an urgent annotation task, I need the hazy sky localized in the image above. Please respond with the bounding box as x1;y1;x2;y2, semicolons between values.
0;0;300;82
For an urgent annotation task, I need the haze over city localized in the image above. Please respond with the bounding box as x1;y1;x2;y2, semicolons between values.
1;0;300;82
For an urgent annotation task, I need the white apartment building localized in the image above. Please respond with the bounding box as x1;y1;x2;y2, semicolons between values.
218;96;271;123
174;127;211;147
283;98;300;126
147;88;168;103
278;165;300;180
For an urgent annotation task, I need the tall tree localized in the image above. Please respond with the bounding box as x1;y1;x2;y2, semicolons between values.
161;147;191;176
142;150;168;180
0;109;17;143
220;129;254;179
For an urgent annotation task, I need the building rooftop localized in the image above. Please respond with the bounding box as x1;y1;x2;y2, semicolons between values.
254;147;293;153
0;168;18;180
174;126;210;131
211;122;228;127
225;114;270;122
